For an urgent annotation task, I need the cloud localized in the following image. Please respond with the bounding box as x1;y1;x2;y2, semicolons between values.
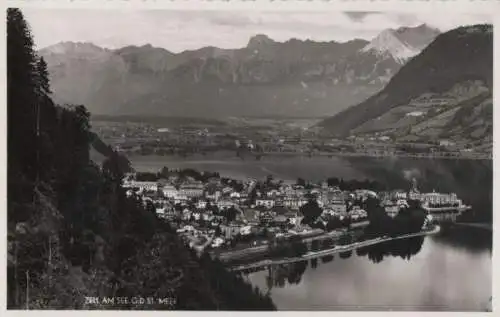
344;12;380;22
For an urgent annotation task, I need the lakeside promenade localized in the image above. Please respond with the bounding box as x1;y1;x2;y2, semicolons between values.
213;229;346;262
229;225;441;272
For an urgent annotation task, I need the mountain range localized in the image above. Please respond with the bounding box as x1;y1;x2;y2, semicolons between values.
40;24;440;118
318;24;493;147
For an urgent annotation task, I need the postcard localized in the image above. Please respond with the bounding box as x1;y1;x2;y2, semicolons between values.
3;0;496;312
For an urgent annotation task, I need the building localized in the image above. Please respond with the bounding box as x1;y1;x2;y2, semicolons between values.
157;208;176;221
211;237;225;248
181;208;192;221
230;192;241;199
220;222;243;239
206;190;222;202
179;183;204;198
243;208;260;223
259;211;275;226
285;211;302;226
240;225;253;236
419;191;459;205
123;180;158;192
222;187;234;195
255;199;275;209
196;199;208;209
393;191;408;200
162;185;178;198
272;215;289;229
409;96;454;107
174;195;189;205
217;200;235;210
329;200;347;213
282;197;308;210
266;190;280;198
354;189;378;200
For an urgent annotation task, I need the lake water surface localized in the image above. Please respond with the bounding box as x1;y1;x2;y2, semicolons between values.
245;226;492;311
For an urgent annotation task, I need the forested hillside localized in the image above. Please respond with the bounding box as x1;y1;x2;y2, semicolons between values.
6;8;275;310
318;24;493;141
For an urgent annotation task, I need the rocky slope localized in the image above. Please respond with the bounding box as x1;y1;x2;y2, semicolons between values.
361;24;440;63
40;25;439;118
318;24;493;146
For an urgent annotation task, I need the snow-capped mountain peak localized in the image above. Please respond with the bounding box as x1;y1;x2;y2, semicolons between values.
361;25;440;63
361;29;419;63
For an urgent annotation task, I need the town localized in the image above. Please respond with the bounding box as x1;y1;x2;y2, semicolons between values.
121;167;469;260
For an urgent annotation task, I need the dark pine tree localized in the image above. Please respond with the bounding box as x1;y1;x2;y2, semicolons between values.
7;8;39;213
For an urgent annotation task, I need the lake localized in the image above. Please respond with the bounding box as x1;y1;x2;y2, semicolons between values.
129;152;369;183
129;153;492;311
244;226;492;311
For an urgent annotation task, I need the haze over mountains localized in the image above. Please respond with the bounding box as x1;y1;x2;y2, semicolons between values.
40;24;440;118
318;24;493;147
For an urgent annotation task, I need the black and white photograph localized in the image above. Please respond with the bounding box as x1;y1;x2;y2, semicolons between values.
6;4;494;312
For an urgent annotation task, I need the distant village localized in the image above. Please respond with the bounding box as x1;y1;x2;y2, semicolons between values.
121;168;466;253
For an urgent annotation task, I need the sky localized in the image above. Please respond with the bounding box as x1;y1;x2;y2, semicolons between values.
22;9;492;53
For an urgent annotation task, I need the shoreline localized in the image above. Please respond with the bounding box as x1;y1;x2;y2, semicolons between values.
453;222;492;231
229;225;441;272
125;152;491;167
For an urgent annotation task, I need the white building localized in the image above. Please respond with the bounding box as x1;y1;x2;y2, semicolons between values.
211;237;225;248
222;187;234;195
192;212;201;221
206;190;222;202
123;181;158;192
217;200;235;209
266;190;280;198
174;195;189;204
255;199;275;209
419;192;458;204
182;208;192;220
329;201;347;213
240;226;252;235
394;191;408;200
179;185;204;198
162;185;178;198
230;192;241;199
282;198;308;210
196;200;208;209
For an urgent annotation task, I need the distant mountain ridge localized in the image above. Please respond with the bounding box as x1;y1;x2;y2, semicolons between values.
318;24;493;147
40;25;440;118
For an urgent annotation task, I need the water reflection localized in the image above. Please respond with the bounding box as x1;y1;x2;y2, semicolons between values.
355;236;424;263
339;251;353;259
431;225;492;254
243;236;426;289
244;226;492;292
321;255;334;263
264;260;309;290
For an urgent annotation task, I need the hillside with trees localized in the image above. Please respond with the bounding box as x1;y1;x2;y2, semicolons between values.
7;8;275;310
